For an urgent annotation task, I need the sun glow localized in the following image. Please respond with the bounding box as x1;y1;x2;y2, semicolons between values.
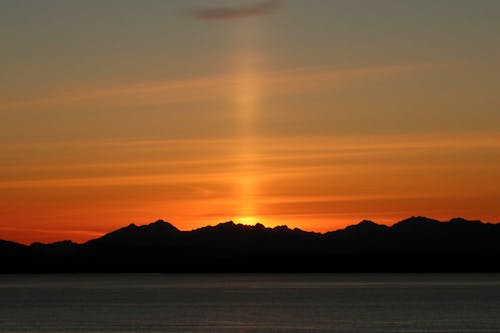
234;216;262;226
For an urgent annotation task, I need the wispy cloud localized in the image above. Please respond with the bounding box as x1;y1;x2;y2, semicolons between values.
0;63;434;111
2;132;499;189
184;0;282;20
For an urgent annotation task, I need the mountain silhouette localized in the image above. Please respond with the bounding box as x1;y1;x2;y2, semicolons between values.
1;216;499;273
86;220;181;246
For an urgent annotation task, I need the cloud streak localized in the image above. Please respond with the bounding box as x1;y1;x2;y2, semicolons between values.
2;132;499;189
185;0;282;20
0;63;434;111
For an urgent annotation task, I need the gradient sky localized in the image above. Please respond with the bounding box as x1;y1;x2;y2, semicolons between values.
1;0;500;244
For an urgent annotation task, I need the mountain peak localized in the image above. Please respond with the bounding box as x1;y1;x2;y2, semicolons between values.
150;219;167;225
219;221;236;226
86;219;180;246
145;219;179;232
449;217;468;223
448;217;483;224
359;219;378;226
212;221;239;230
343;219;385;232
394;216;440;227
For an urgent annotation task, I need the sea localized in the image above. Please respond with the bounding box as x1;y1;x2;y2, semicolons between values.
0;274;499;332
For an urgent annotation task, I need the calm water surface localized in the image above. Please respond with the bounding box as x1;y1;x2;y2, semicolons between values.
0;274;499;332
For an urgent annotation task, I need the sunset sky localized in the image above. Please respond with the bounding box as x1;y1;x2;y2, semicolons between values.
1;0;500;244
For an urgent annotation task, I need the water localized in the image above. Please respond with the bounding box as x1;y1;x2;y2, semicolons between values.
0;274;499;332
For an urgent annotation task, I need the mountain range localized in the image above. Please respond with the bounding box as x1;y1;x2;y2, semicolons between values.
2;216;500;273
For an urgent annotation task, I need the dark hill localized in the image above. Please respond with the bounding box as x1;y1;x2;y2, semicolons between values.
1;217;500;273
0;239;28;255
85;220;180;246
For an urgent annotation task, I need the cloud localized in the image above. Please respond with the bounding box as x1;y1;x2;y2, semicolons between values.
185;0;282;20
0;63;435;111
2;131;500;189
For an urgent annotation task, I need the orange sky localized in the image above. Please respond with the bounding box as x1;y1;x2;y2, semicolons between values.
2;132;499;244
1;1;500;244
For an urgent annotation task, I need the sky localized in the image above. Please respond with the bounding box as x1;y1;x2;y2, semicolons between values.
1;0;500;244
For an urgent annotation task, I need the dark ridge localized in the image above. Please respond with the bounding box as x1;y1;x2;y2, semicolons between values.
31;240;77;247
85;219;180;246
30;240;79;253
0;239;28;251
1;216;500;273
343;219;387;232
393;216;441;228
448;217;483;225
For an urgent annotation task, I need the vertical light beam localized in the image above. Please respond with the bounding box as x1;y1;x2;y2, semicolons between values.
233;21;261;225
